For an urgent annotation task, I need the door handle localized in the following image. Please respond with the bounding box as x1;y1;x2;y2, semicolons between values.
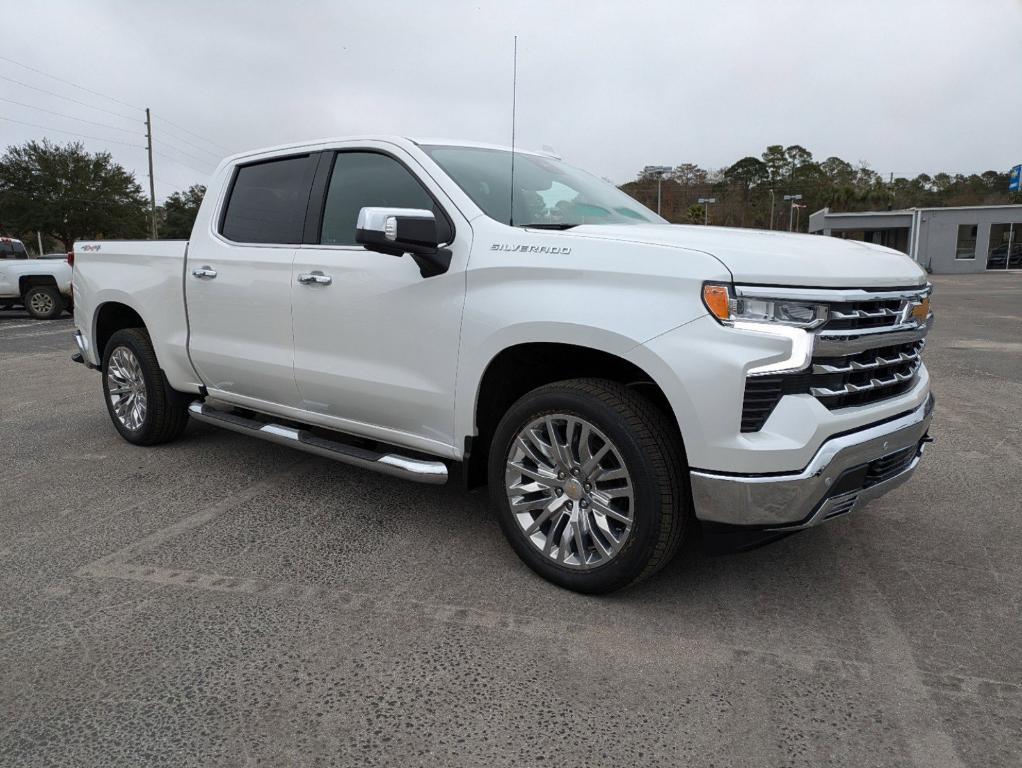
192;266;217;279
297;271;332;286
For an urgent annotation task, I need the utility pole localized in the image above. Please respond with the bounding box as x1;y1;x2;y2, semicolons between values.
783;194;802;232
37;231;44;257
145;107;157;239
698;197;716;226
769;189;776;230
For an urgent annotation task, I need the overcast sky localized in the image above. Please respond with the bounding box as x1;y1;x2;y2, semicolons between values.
2;0;1020;200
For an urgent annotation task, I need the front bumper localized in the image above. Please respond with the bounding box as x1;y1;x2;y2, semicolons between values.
690;394;934;529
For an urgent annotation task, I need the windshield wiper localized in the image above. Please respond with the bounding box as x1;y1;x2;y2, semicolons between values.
517;223;579;230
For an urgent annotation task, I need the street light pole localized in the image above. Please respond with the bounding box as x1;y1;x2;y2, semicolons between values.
644;165;673;218
698;197;716;226
783;194;802;232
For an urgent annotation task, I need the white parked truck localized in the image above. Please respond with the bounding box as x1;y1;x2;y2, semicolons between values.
71;137;934;593
0;238;73;318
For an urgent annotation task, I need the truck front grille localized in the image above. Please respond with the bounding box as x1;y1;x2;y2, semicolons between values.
739;286;931;433
808;340;923;409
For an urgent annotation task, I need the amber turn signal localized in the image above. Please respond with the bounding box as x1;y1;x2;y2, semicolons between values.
702;284;731;322
911;296;930;323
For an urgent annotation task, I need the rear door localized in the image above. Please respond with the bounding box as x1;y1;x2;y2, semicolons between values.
289;145;469;452
186;152;318;407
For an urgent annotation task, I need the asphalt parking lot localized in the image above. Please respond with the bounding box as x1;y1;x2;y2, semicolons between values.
1;273;1020;767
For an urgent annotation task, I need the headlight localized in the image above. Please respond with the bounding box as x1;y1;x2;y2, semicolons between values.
702;283;828;329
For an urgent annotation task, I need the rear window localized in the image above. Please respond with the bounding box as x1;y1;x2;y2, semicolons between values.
0;240;27;258
220;154;317;244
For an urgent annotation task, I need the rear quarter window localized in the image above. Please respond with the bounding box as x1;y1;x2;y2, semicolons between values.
220;154;318;244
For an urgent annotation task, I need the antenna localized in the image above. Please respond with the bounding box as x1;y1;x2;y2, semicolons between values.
509;35;517;227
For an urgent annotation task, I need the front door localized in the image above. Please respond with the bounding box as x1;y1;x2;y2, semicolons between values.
290;147;468;453
186;152;318;407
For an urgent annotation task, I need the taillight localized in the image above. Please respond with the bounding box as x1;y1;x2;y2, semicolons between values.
67;250;74;267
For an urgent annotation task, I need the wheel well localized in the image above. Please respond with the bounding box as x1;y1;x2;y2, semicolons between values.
19;275;58;295
465;343;682;489
94;302;146;358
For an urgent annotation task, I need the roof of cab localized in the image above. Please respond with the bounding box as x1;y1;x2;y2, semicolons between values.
215;135;559;171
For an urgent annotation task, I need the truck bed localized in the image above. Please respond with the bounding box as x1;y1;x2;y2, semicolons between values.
72;240;200;391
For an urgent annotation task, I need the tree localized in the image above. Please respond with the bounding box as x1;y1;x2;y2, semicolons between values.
761;145;787;183
784;144;813;175
162;184;206;239
0;140;149;250
671;163;708;186
621;144;1017;228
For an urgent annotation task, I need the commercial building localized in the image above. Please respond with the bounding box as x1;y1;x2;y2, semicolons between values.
808;204;1022;274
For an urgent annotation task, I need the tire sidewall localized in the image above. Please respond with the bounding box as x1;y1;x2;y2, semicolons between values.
24;286;62;320
101;330;162;444
488;386;668;594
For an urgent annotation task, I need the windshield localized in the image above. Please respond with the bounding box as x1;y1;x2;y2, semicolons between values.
422;145;663;227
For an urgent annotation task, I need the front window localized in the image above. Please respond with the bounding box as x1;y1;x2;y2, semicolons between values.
422;145;662;228
954;224;977;260
986;223;1020;270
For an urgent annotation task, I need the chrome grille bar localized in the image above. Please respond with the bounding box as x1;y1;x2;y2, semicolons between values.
810;362;921;398
829;307;901;321
812;341;924;374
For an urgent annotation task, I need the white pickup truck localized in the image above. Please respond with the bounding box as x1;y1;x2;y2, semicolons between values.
0;238;73;319
71;137;934;593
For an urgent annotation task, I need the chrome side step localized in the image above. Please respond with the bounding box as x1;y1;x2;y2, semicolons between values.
187;401;448;485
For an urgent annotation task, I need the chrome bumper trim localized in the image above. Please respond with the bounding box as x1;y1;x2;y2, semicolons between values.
690;394;934;528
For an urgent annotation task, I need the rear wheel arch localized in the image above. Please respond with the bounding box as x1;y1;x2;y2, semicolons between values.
94;302;147;360
465;342;687;489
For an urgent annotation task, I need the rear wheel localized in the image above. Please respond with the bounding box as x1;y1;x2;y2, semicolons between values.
102;328;189;445
488;378;688;594
23;285;63;319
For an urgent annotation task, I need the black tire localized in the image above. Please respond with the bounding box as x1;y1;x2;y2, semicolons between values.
101;328;189;446
23;285;63;319
488;378;689;594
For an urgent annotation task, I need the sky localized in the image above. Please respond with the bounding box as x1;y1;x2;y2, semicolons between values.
1;0;1020;201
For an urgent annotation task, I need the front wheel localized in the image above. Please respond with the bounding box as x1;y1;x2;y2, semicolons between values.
101;328;189;445
488;378;689;594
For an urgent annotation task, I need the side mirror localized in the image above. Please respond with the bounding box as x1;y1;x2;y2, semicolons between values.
355;207;451;278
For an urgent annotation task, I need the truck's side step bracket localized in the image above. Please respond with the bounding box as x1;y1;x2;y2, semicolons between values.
187;401;448;485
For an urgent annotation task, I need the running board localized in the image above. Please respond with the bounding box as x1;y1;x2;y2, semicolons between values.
187;402;448;485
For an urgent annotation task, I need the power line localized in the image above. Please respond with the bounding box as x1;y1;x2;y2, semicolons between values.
152;142;214;168
151;116;224;158
0;115;146;148
155;130;222;161
0;54;143;112
153;128;221;159
0;96;143;135
151;112;229;153
152;149;211;175
0;73;139;122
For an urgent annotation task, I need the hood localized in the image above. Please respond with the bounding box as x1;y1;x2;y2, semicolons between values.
561;223;927;288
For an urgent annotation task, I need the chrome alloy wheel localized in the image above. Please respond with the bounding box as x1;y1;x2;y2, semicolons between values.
504;414;635;570
106;347;148;431
29;291;55;315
